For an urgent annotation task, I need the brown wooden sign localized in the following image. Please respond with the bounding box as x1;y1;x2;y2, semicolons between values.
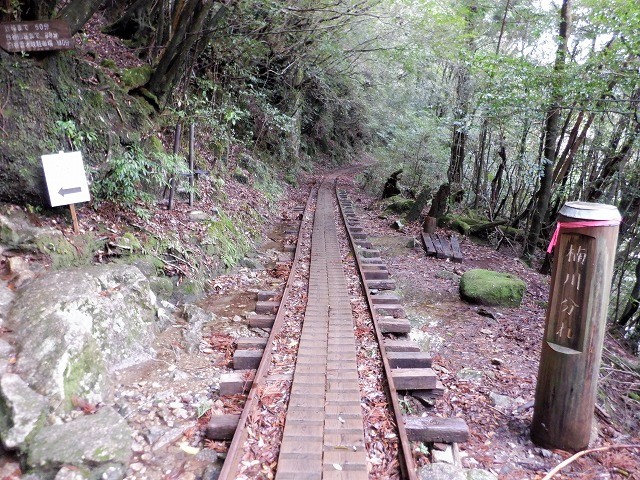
546;232;595;352
0;20;73;53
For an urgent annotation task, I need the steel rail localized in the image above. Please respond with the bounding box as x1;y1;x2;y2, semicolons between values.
217;181;318;480
336;186;419;480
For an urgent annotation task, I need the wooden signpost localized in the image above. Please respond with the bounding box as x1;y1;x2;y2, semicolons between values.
41;151;90;234
531;201;621;451
0;20;73;53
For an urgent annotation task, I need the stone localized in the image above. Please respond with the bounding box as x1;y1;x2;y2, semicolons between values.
27;407;132;472
0;212;62;251
467;469;499;480
156;307;176;331
432;445;455;464
54;466;88;480
459;269;526;307
189;210;211;222
418;463;466;480
202;464;222;480
0;373;48;449
384;196;413;214
7;264;157;407
489;392;514;410
149;276;174;300
406;238;420;248
456;368;484;382
152;422;196;451
0;282;15;319
391;219;404;230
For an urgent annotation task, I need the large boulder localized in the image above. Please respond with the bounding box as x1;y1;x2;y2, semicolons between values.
27;406;132;476
0;373;48;449
459;269;526;308
7;264;157;407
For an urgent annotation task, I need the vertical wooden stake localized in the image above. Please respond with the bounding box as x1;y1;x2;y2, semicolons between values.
167;123;182;210
189;123;195;207
69;203;79;234
531;201;620;451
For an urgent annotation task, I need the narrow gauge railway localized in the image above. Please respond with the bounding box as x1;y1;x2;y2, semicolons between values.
207;175;463;479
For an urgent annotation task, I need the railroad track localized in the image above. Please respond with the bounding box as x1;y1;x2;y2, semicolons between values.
207;175;468;479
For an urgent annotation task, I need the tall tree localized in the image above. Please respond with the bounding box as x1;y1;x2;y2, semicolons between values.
522;0;571;263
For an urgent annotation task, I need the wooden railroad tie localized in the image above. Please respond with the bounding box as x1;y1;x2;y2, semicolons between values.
232;349;263;370
247;314;275;329
404;416;470;443
421;232;463;263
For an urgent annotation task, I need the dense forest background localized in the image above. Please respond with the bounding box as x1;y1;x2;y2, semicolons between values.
1;0;640;352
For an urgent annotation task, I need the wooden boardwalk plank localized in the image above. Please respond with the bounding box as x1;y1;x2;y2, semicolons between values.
421;232;437;257
450;235;464;263
436;234;453;259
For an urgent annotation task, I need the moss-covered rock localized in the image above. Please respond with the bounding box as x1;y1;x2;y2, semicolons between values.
384;195;413;214
120;65;153;89
0;50;155;206
459;269;526;307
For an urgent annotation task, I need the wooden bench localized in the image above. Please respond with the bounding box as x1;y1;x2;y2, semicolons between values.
421;232;463;263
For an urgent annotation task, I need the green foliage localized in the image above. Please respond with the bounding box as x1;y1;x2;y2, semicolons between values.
203;210;252;269
53;120;98;150
91;146;182;208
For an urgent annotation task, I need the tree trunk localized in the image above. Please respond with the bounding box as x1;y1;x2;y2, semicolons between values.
490;143;507;214
617;257;640;328
146;0;228;108
103;0;155;39
58;0;104;36
407;186;432;223
448;67;469;186
473;120;488;208
522;0;571;264
19;0;57;20
427;183;450;218
587;88;640;202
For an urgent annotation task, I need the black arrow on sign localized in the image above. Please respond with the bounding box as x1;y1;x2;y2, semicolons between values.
59;186;82;196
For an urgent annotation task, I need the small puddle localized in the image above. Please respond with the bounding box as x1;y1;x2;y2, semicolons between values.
200;292;255;319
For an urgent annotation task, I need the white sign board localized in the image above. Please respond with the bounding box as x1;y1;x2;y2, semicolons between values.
41;151;90;207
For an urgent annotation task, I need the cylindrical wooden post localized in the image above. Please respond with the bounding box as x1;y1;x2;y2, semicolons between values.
167;123;182;210
531;201;621;451
188;123;196;206
423;216;437;233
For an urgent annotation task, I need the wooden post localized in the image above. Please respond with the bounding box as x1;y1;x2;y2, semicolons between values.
423;216;437;233
531;201;620;451
188;123;195;207
68;204;79;234
167;123;182;210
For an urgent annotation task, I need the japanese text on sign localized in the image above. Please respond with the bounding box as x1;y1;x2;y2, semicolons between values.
547;233;594;351
0;20;73;53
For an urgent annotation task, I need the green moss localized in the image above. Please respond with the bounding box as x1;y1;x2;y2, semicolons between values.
460;268;526;308
120;65;153;89
284;172;298;186
147;135;165;154
62;343;106;409
498;225;525;241
203;210;252;269
100;59;117;69
34;233;103;269
149;276;174;299
384;195;413;214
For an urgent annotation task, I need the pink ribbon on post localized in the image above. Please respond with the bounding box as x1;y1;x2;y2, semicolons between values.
547;220;622;253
